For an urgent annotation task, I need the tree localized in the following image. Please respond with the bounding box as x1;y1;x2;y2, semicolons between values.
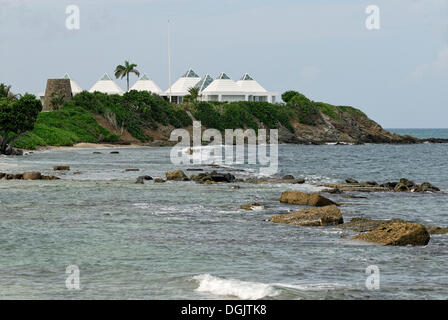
281;90;300;103
0;94;42;155
49;91;65;110
114;61;140;92
0;83;20;101
183;87;200;103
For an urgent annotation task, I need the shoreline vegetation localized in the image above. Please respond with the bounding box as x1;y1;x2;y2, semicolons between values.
2;87;447;154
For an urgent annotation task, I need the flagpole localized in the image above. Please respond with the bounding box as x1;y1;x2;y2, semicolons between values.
168;19;172;103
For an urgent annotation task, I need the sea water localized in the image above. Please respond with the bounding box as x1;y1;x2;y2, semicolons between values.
1;133;447;299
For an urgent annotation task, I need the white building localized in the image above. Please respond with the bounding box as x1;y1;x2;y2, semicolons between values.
63;73;83;95
236;73;276;103
130;74;163;95
89;73;124;95
200;73;246;102
165;68;201;103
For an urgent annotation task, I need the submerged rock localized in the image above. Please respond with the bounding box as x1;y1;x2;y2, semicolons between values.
54;166;70;171
270;205;342;226
166;170;189;181
22;172;42;180
280;191;336;207
240;202;265;211
352;221;430;246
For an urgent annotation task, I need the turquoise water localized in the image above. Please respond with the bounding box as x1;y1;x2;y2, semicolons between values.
0;142;448;299
388;128;448;139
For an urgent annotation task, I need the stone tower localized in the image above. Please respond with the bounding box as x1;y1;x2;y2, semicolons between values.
42;79;73;111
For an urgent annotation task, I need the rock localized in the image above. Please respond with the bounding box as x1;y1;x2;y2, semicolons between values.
270;205;343;226
0;173;6;179
399;178;415;188
231;185;241;189
22;172;42;180
135;177;144;184
210;172;235;183
380;182;398;190
54;166;70;171
41;175;60;180
280;191;336;207
142;175;153;180
93;152;102;154
321;188;342;194
282;175;295;180
204;180;218;185
186;168;204;172
418;182;440;192
352;221;430;246
240;202;265;211
337;218;393;232
110;151;120;154
243;178;305;184
425;226;448;235
12;174;23;179
73;172;82;175
364;181;378;186
124;168;140;172
166;170;189;181
346;178;359;184
154;178;166;183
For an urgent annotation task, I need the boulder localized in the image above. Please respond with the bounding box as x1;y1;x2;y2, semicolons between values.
110;151;120;154
41;175;60;180
282;175;295;180
166;170;189;181
240;202;265;211
124;168;140;172
22;172;42;180
418;182;440;192
13;174;23;179
270;205;343;226
0;173;6;179
280;191;336;207
352;221;430;246
345;178;359;184
54;166;70;171
154;178;166;183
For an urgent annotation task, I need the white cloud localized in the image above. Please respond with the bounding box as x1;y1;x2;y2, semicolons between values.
407;46;448;81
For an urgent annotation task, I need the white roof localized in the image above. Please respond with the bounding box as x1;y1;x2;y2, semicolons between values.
89;73;124;95
63;73;83;95
165;68;201;96
201;73;245;95
236;73;268;94
130;74;163;95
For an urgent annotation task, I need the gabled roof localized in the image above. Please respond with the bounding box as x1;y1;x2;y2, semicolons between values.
130;73;163;95
236;73;268;94
201;72;244;94
89;73;124;95
62;73;83;95
165;68;201;96
195;74;213;92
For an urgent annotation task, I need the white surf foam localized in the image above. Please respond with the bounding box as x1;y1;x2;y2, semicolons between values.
192;274;279;300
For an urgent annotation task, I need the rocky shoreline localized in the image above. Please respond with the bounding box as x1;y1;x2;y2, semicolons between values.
1;162;447;246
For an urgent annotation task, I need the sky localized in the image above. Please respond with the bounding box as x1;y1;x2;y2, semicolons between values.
0;0;447;128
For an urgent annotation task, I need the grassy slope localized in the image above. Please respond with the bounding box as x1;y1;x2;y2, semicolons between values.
13;91;370;149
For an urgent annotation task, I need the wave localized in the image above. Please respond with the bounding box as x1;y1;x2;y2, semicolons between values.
192;274;279;300
192;274;348;300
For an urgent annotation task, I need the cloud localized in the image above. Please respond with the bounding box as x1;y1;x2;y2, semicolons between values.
407;46;448;81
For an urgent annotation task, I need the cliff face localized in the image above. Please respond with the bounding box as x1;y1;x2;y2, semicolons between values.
277;109;416;145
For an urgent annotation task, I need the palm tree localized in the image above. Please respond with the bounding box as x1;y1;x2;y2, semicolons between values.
114;61;140;92
0;83;19;101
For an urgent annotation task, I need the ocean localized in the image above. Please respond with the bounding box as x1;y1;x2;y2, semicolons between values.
1;129;447;299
